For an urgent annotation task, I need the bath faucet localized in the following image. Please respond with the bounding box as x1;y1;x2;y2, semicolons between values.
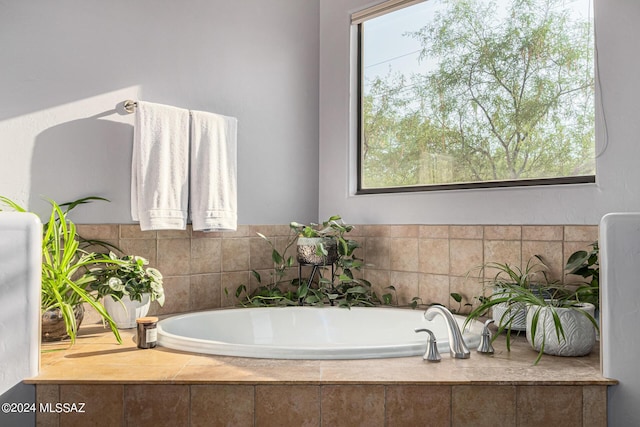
424;305;470;359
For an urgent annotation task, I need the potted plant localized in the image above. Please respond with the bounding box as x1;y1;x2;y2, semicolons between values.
289;215;350;266
0;196;122;344
89;252;165;329
465;280;598;364
234;215;381;307
565;241;599;309
471;256;551;331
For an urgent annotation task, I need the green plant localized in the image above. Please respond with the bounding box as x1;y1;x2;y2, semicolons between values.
467;255;554;329
290;215;353;259
448;292;472;314
89;252;165;306
0;196;122;344
477;255;550;290
465;263;598;364
409;292;471;313
234;215;384;307
565;241;599;308
466;258;552;336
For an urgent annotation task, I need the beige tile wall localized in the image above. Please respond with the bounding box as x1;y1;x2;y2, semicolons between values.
37;383;607;426
77;224;598;318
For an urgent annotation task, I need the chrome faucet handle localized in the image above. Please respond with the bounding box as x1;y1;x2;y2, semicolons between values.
477;319;495;354
415;328;441;362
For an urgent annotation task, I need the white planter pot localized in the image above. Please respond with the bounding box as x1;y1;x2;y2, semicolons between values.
104;294;151;329
492;301;527;331
525;302;596;357
491;285;550;331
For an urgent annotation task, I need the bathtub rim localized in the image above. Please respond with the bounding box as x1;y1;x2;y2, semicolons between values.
156;306;483;360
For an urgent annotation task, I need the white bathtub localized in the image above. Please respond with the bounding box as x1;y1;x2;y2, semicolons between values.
157;306;483;359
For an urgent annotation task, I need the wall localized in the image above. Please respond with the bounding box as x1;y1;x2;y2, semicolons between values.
0;0;320;225
318;0;640;225
601;213;640;425
76;222;598;321
0;213;41;427
4;0;635;227
35;383;608;426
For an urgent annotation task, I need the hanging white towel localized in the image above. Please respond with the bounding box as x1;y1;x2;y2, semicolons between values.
189;109;238;231
131;101;190;230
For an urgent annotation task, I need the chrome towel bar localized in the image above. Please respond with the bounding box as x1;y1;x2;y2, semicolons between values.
123;100;138;113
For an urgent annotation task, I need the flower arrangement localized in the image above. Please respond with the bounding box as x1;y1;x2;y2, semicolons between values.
90;252;165;306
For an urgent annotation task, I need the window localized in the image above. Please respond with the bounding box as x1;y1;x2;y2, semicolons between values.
355;0;595;193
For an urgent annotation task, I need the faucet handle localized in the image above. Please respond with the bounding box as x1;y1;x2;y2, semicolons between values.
477;319;495;354
415;328;441;362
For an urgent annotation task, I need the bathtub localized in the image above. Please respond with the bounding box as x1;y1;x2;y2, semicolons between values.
157;306;483;359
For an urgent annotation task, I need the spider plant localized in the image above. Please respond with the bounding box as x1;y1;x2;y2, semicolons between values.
466;255;554;332
464;280;597;364
0;196;122;344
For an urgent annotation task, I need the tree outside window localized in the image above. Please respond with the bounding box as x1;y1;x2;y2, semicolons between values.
359;0;595;192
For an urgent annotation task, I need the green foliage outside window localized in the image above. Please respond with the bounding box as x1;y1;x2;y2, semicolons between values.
360;0;595;190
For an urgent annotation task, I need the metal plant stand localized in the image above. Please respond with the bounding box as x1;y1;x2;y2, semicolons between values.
298;262;335;305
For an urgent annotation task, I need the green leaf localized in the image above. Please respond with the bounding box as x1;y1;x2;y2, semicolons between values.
272;249;283;264
565;250;589;273
382;293;393;305
450;292;463;303
251;270;262;283
235;284;247;298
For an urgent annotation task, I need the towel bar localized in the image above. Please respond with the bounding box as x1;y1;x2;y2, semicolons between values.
123;100;138;113
123;100;194;116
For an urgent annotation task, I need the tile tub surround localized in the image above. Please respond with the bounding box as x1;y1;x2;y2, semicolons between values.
77;224;599;319
29;325;614;426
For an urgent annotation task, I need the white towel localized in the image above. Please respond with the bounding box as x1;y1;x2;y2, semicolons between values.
189;110;238;231
131;101;190;230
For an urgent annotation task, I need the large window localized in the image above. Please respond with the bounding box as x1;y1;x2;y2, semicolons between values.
355;0;595;193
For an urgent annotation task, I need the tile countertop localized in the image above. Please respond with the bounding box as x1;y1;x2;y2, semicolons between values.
27;324;617;386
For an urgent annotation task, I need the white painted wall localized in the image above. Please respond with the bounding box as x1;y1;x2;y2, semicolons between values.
2;0;637;227
0;0;319;225
319;0;640;225
0;213;41;427
600;213;640;425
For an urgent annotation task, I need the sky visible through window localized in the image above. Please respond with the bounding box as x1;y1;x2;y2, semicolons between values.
360;0;595;191
363;0;592;90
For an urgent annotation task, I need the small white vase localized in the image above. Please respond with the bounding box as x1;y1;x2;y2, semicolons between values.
103;294;151;329
525;302;596;357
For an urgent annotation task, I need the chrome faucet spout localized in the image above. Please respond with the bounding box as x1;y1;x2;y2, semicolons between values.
424;305;470;359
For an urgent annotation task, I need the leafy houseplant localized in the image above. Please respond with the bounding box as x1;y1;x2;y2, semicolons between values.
472;256;551;331
89;252;165;306
235;215;387;307
465;272;598;364
290;215;352;266
89;252;164;328
0;196;122;344
565;241;599;309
